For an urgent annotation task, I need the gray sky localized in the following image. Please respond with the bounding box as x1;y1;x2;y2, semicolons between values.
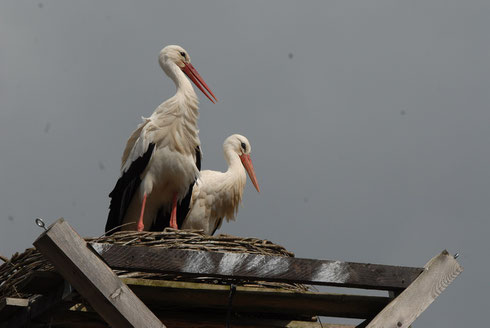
1;1;488;326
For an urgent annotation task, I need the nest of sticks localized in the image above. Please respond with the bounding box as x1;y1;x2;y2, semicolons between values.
0;229;308;298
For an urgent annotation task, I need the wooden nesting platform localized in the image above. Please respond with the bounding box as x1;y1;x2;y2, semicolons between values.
0;218;463;328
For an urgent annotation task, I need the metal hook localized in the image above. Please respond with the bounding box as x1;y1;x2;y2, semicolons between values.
35;218;47;231
454;252;460;259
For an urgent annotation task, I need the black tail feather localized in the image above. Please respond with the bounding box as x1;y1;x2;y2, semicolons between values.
105;143;155;234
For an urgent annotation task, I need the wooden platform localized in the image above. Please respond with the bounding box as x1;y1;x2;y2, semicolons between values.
0;219;463;328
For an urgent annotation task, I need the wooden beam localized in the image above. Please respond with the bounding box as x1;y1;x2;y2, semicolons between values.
15;274;390;319
91;243;423;290
365;250;463;328
33;218;165;328
121;278;391;319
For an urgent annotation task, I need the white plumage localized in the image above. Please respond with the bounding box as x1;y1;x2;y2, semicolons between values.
182;134;260;235
105;45;216;233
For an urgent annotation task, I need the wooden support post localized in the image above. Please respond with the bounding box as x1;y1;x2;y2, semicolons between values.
33;218;165;328
91;243;423;291
364;250;463;328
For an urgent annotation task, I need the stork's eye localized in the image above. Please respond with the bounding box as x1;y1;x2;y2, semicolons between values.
241;142;247;151
180;52;186;58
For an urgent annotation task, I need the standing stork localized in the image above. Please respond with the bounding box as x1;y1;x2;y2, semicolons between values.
105;45;217;234
182;134;260;235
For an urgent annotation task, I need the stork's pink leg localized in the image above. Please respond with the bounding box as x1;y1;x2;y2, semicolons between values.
169;193;178;229
137;193;147;232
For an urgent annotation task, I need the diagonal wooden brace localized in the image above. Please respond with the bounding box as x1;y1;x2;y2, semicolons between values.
34;218;165;328
364;250;463;328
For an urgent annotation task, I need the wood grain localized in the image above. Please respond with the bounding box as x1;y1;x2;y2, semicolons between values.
365;250;463;328
33;218;165;328
92;243;423;290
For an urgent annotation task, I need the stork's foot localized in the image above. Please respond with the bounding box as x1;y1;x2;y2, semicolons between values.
137;193;147;232
137;221;144;232
170;193;178;229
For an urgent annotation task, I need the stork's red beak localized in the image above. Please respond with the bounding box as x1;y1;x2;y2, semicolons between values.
181;62;218;104
239;154;260;193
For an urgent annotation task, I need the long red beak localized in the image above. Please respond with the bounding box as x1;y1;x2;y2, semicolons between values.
239;154;260;193
181;62;218;104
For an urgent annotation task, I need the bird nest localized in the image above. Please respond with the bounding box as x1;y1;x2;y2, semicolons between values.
0;229;308;298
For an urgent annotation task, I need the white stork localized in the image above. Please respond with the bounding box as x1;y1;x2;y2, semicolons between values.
105;45;217;233
181;134;260;235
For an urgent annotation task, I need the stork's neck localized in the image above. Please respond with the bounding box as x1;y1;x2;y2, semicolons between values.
151;60;200;155
224;147;246;182
216;147;246;220
164;61;198;107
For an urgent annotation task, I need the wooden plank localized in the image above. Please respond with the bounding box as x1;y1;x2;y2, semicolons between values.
91;243;423;290
14;275;390;319
122;278;391;319
365;250;463;328
0;281;73;328
0;298;28;320
33;218;165;328
18;273;389;319
0;298;28;309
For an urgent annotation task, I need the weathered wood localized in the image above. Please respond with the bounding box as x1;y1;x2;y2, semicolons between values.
365;250;463;328
33;218;165;328
91;243;423;290
0;298;28;320
121;278;390;319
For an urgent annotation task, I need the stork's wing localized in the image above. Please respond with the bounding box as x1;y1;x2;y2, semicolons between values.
121;118;152;173
181;169;229;235
105;143;155;234
149;146;201;231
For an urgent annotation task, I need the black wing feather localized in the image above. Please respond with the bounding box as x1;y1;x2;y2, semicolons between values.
105;143;155;234
150;146;201;231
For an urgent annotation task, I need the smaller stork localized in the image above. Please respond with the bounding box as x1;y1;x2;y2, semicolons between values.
182;134;260;235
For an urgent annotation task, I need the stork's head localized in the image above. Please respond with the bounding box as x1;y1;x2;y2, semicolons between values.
159;45;217;103
225;134;260;193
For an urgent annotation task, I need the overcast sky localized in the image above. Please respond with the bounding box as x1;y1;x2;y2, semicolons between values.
1;1;488;326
